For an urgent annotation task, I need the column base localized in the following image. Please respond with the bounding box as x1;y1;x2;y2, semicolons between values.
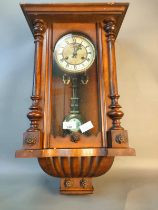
60;178;94;195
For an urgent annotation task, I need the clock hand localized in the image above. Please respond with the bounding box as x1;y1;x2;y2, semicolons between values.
72;46;77;58
76;44;82;52
72;44;82;58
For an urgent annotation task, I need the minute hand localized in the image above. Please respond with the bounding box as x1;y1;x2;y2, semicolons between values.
72;44;82;58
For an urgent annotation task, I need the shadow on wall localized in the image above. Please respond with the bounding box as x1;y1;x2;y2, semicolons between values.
40;168;158;210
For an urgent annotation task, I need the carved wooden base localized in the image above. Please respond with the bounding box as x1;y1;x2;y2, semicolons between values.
60;178;93;194
38;156;114;177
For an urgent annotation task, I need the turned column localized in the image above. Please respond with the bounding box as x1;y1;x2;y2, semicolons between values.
27;19;46;132
23;19;46;148
104;20;128;147
104;20;124;130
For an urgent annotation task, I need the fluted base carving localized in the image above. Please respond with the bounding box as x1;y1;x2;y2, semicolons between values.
38;156;114;178
38;156;114;194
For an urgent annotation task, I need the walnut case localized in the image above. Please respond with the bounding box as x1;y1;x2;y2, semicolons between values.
16;3;135;194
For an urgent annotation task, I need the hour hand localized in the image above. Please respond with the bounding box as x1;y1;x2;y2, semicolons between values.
72;44;82;58
72;47;77;58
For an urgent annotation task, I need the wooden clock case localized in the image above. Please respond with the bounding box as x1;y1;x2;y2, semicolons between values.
16;3;135;194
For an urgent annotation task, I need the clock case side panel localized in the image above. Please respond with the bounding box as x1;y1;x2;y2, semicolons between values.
16;21;49;151
22;24;53;150
49;22;106;149
41;24;53;149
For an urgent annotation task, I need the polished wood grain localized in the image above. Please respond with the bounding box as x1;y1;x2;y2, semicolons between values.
16;148;108;158
38;156;114;177
15;148;135;158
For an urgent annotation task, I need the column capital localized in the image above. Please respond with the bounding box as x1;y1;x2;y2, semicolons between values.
103;20;116;41
33;19;46;42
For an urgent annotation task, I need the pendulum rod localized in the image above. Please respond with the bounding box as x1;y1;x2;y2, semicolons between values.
70;77;80;114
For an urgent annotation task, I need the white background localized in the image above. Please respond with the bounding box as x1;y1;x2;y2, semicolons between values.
0;0;158;210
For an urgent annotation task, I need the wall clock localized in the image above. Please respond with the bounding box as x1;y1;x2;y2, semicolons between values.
16;3;135;195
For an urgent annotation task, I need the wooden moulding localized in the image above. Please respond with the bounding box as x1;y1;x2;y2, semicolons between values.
20;3;129;38
50;133;102;148
15;147;135;158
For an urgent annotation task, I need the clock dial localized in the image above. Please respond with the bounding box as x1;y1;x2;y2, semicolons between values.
54;33;96;73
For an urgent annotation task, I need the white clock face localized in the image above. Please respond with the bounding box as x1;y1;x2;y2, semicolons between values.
54;33;96;74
